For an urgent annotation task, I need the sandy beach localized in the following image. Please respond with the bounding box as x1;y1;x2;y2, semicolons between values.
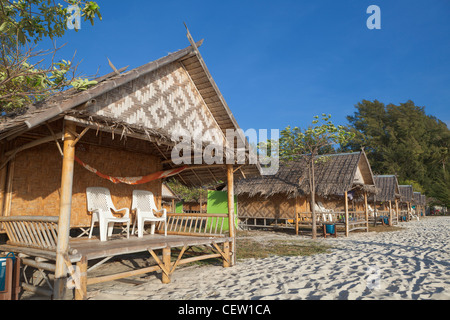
81;216;450;300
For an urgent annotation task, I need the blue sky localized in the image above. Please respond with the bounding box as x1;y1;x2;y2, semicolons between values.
48;0;450;132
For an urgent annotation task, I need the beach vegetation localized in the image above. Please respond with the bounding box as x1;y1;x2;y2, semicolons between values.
0;0;102;113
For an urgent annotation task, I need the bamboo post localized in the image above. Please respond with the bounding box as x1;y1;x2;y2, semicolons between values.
407;202;411;221
226;164;236;266
3;157;15;217
364;191;369;232
54;121;77;300
395;199;399;224
162;246;171;284
344;191;349;237
223;241;230;268
389;200;393;226
74;256;87;300
295;197;299;236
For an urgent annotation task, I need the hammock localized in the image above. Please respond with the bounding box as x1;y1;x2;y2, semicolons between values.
74;156;187;185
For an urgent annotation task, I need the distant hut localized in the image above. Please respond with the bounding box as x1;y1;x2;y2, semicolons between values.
234;151;377;237
421;194;428;216
161;183;181;213
399;185;414;221
413;192;427;218
372;175;401;226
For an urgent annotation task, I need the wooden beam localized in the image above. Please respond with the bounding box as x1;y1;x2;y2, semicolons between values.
53;121;77;300
364;192;369;232
226;164;236;266
295;197;300;236
344;191;349;237
148;248;171;284
3;157;14;218
222;241;231;268
71;127;90;147
395;199;399;225
1;132;63;170
74;256;87;300
162;246;171;284
45;122;64;156
389;200;393;226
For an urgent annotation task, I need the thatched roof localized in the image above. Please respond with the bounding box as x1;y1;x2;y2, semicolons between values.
413;191;426;205
0;39;261;186
421;194;427;205
162;183;180;201
399;185;414;202
233;151;376;199
373;175;401;201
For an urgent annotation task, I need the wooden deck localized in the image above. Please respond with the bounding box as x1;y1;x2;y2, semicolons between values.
0;231;233;300
69;233;232;261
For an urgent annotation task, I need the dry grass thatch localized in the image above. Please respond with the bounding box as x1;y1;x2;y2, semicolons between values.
373;175;401;201
234;151;377;199
399;185;414;202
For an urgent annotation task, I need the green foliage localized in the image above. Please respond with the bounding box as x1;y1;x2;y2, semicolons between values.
428;171;450;208
165;179;208;203
278;114;355;161
70;77;97;91
0;0;102;112
342;99;450;206
0;0;102;45
262;114;355;239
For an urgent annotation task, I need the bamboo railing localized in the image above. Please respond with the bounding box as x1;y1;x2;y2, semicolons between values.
0;216;59;251
156;213;228;237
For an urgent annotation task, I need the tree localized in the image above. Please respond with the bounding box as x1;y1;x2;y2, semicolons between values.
342;99;450;207
0;0;102;113
278;114;355;239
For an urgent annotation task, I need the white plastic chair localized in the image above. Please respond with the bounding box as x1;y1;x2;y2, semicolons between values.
131;190;167;238
86;187;130;241
317;202;333;213
368;205;375;217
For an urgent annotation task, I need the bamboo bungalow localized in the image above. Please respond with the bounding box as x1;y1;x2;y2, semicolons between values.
421;194;427;216
413;192;426;218
372;175;401;226
0;37;260;299
234;151;377;237
161;183;181;213
399;185;414;221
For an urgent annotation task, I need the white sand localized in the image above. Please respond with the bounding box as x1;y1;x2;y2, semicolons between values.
87;216;450;300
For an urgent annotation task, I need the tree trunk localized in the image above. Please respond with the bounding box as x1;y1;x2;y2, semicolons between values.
309;158;317;239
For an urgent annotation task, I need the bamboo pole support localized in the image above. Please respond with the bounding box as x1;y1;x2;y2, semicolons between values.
364;191;369;232
223;241;230;268
162;246;171;284
389;200;393;226
395;199;399;224
226;164;236;266
74;256;87;300
295;197;300;236
54;120;77;300
344;191;349;237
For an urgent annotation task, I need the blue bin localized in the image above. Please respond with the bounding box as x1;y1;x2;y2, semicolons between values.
384;217;389;225
325;224;335;234
0;253;15;292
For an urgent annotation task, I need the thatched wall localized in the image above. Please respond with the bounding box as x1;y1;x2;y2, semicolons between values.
238;194;299;219
5;139;162;228
237;193;365;219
